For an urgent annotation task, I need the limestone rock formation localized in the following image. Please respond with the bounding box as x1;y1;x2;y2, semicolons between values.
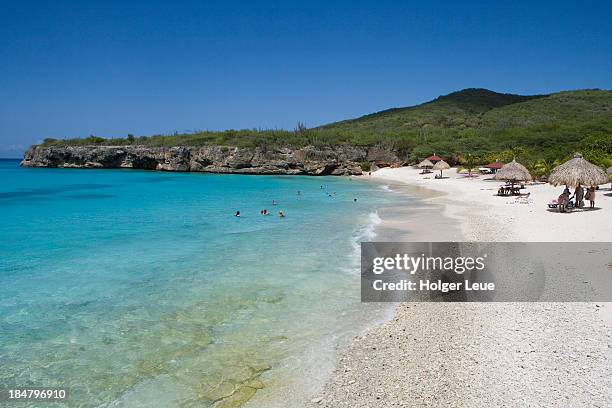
21;145;404;176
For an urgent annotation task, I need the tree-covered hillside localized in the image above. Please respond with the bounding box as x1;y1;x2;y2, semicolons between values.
39;88;612;170
320;88;544;132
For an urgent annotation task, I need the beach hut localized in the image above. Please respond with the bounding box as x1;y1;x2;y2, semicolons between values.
484;161;504;174
548;153;608;188
432;160;450;178
418;159;434;174
494;159;532;195
426;154;443;164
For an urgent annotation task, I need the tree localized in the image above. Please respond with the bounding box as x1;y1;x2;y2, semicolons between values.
530;159;552;180
579;134;612;168
294;121;307;134
86;135;105;144
461;153;479;177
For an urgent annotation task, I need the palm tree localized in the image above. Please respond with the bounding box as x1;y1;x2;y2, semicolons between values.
530;159;552;180
464;154;478;177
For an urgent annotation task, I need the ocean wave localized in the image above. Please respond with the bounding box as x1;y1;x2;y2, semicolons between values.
357;211;382;243
380;184;393;192
340;212;382;274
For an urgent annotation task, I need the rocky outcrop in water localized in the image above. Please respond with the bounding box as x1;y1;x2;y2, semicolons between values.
21;145;403;175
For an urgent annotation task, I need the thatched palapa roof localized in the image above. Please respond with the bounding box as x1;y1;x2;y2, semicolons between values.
548;153;608;187
432;160;450;171
494;159;532;182
418;159;434;168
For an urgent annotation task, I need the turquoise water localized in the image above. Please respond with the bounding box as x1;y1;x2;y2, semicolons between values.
0;159;403;407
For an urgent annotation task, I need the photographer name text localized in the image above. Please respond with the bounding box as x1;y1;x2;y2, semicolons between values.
373;279;494;292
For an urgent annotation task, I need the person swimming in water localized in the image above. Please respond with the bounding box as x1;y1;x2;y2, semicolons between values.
278;211;285;218
235;211;241;217
272;200;277;205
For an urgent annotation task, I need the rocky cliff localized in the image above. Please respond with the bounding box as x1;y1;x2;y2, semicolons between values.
20;145;403;175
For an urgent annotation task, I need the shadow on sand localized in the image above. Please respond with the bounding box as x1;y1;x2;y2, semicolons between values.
546;207;602;214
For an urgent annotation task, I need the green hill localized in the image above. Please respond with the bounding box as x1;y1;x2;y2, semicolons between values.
40;88;612;169
320;88;543;132
481;89;611;128
317;88;611;168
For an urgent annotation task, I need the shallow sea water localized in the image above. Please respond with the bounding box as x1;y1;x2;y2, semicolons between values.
0;159;408;407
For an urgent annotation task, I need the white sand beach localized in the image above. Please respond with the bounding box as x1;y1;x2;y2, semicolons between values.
309;166;612;407
371;165;612;243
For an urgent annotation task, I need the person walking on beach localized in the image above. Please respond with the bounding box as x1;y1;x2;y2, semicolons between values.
585;186;596;209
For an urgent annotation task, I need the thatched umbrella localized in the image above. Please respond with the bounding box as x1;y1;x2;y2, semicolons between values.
548;153;608;188
494;159;532;188
432;160;450;178
418;159;433;169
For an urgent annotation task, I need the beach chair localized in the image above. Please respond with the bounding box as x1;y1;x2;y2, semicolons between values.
547;199;558;209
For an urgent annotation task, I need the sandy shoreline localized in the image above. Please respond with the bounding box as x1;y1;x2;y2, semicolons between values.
309;166;612;407
245;178;461;408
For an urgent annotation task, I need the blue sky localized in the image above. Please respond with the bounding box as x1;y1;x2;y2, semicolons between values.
1;1;611;157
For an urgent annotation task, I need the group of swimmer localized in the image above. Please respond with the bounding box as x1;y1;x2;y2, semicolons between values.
235;198;285;218
259;208;285;217
234;185;357;218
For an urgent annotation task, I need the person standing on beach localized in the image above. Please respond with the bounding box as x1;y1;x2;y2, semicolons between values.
585;186;596;209
574;184;584;208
